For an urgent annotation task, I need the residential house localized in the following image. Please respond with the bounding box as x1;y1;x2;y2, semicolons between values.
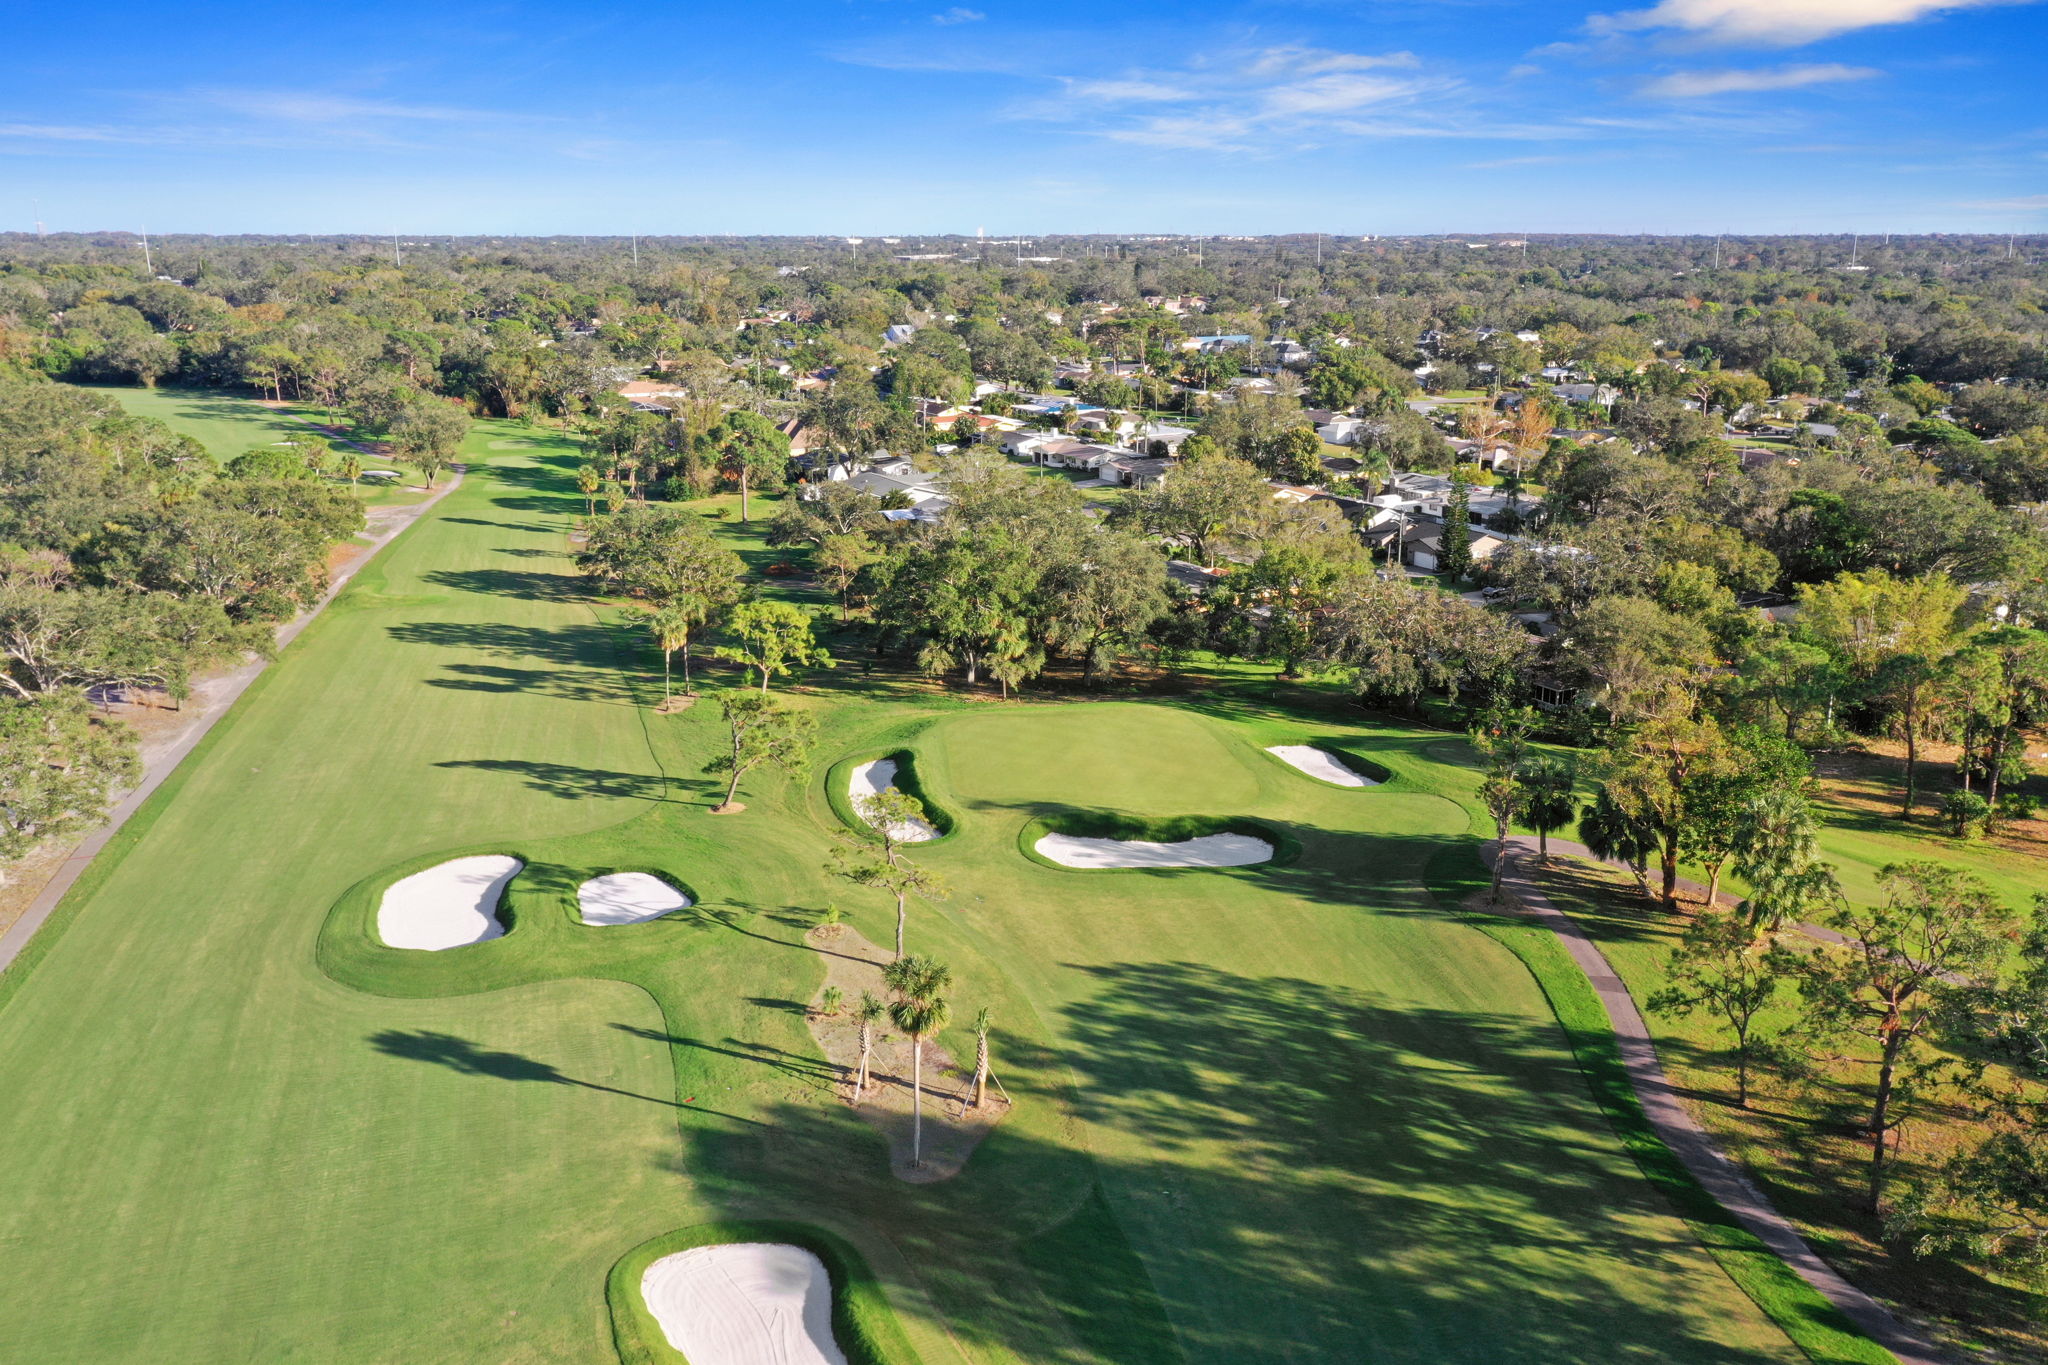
1104;453;1176;488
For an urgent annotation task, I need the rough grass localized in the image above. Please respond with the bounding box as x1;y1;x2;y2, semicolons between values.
0;438;1831;1364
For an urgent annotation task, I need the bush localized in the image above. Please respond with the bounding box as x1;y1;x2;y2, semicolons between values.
1943;789;1990;840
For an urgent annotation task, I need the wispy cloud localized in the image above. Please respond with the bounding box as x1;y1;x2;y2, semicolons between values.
1642;63;1881;96
187;90;508;123
1591;0;2019;46
931;7;985;24
1068;79;1193;102
1000;45;1450;153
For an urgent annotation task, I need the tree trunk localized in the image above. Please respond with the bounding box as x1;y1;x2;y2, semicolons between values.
894;894;906;961
723;767;744;808
739;471;751;523
856;1024;872;1097
1706;856;1727;909
973;1034;988;1108
681;634;693;691
910;1035;924;1167
1901;701;1920;818
661;650;671;700
1660;832;1680;908
1537;825;1549;860
1866;1024;1904;1213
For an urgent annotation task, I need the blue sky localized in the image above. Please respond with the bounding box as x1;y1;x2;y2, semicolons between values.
4;0;2044;235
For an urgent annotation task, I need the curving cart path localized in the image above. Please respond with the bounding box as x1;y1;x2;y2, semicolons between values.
0;470;464;977
1482;840;1946;1365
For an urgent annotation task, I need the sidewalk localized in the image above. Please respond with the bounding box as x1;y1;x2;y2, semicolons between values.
0;470;464;976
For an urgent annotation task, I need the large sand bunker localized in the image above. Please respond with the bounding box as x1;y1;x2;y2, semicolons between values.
577;872;690;926
1034;832;1273;869
1266;745;1378;787
849;758;939;842
376;855;522;950
641;1243;848;1365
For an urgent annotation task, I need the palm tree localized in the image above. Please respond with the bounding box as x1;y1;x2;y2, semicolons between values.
577;463;602;518
970;1006;993;1109
1516;755;1579;860
883;955;952;1168
853;991;885;1099
646;605;692;701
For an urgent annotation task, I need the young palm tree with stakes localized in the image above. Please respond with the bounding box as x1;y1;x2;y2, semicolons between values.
853;991;885;1099
882;955;952;1170
970;1006;993;1109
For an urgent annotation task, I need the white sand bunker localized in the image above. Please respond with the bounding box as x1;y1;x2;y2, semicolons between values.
376;855;522;950
1035;831;1273;869
1267;745;1378;787
849;758;939;842
577;872;691;926
641;1243;848;1365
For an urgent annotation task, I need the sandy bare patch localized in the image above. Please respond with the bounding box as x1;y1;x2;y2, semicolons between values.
641;1242;847;1365
376;855;522;950
1034;832;1272;869
1266;744;1376;787
848;759;939;842
805;926;1011;1182
577;872;690;926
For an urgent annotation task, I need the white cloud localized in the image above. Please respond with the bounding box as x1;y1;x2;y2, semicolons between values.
1244;46;1420;77
191;90;496;123
1642;62;1881;96
1260;72;1429;116
931;7;985;24
1593;0;2017;45
1100;116;1254;150
1069;79;1193;102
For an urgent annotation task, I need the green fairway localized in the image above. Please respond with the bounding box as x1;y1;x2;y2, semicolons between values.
72;382;315;462
70;382;427;510
0;428;1814;1362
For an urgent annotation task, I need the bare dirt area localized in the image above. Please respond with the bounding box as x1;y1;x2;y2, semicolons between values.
803;925;1011;1183
1811;739;2048;858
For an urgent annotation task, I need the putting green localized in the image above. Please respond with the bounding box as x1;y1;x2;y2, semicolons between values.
0;429;1810;1363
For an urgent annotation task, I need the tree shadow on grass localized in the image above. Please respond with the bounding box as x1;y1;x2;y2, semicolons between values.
423;662;633;706
367;1028;678;1107
434;757;666;801
422;567;586;602
609;1021;838;1087
386;619;621;669
652;961;1809;1365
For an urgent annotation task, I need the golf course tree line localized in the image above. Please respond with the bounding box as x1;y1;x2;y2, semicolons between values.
0;369;371;881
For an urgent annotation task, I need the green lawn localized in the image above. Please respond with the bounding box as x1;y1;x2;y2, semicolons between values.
73;382;315;463
0;432;1818;1363
71;382;425;509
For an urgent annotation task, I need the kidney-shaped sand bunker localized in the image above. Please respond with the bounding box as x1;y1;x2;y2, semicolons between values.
576;872;691;925
641;1242;848;1365
376;855;523;950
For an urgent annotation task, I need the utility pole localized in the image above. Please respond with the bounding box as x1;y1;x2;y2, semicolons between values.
631;233;638;267
32;198;43;237
1850;233;1858;266
1713;235;1721;270
140;225;152;276
1315;232;1322;266
392;233;402;267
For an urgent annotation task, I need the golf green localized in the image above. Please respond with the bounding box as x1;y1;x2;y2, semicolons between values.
0;427;1807;1363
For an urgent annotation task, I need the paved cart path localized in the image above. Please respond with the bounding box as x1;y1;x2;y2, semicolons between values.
1483;839;1946;1365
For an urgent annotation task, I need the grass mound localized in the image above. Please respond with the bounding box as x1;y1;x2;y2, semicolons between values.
824;749;955;840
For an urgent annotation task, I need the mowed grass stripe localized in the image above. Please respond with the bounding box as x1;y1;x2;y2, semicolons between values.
0;427;682;1363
